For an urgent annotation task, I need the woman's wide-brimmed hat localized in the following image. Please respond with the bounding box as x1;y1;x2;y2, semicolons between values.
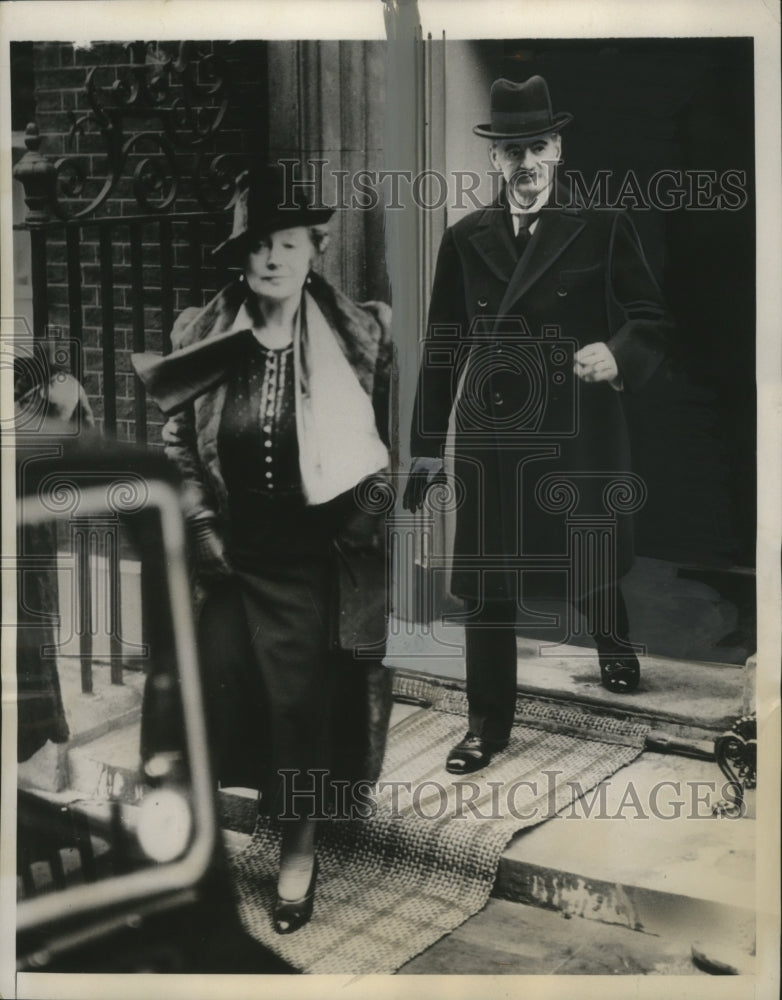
212;163;335;266
473;76;573;140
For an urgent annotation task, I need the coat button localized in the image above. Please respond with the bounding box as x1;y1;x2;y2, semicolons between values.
492;390;503;405
556;286;568;297
477;297;488;308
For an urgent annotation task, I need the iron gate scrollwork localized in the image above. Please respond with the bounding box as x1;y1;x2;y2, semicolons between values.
53;41;236;218
18;41;239;223
13;38;255;432
712;714;757;818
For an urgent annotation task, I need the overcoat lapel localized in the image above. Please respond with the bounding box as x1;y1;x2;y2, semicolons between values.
498;209;585;316
464;185;586;321
174;283;245;521
307;271;385;397
467;207;517;284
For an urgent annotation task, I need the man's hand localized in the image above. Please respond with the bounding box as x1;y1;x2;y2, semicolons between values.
574;342;620;384
189;517;232;578
403;457;447;513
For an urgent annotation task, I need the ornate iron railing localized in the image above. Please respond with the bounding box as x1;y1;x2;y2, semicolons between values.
13;40;255;692
13;40;249;424
16;41;239;224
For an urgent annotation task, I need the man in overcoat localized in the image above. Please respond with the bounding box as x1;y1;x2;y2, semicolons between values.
404;76;672;774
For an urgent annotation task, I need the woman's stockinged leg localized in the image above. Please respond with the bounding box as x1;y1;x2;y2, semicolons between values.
235;562;331;931
274;817;319;934
277;817;316;899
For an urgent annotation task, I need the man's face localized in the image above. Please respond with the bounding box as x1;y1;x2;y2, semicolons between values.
491;133;561;208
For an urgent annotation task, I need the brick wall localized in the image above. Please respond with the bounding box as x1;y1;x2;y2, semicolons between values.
20;40;270;443
15;39;388;445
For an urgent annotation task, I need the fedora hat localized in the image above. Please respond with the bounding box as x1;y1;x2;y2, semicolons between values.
213;164;335;266
473;76;573;140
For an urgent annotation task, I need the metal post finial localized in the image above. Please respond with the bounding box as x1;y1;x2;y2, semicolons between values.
13;122;56;226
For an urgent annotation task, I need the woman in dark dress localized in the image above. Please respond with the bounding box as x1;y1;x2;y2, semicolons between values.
133;165;394;933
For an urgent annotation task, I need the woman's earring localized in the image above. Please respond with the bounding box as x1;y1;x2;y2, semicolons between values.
305;273;312;286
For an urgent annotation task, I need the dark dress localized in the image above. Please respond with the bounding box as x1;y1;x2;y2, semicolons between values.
198;337;363;815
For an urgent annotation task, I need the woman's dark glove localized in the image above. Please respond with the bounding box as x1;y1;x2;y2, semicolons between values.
188;517;232;578
402;457;447;513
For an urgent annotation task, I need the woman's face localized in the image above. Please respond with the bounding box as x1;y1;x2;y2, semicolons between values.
243;227;314;302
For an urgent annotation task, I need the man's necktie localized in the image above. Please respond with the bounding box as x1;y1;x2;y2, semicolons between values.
514;212;539;254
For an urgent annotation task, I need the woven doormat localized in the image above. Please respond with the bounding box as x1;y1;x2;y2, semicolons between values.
229;679;650;974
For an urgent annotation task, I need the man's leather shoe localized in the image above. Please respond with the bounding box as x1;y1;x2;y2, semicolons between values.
445;731;508;774
599;652;640;693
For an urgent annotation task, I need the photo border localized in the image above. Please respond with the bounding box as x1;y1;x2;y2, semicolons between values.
1;2;779;998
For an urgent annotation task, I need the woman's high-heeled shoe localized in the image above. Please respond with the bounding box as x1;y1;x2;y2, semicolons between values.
273;859;318;935
599;653;640;693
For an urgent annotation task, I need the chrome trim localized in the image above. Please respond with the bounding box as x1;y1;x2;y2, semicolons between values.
16;480;216;937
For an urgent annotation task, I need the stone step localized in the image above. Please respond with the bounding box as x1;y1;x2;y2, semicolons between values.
66;724;145;804
495;751;754;943
385;629;747;737
38;656;754;974
220;828;748;975
218;755;754;947
218;702;755;966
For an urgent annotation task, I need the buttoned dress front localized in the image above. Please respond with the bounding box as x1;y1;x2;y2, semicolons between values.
161;273;395;812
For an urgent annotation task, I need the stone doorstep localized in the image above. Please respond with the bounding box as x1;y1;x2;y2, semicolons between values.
218;712;755;954
219;837;717;974
385;632;748;737
218;762;755;950
513;639;746;735
500;751;755;906
48;707;755;963
218;787;755;973
49;657;755;957
494;831;756;974
494;857;755;941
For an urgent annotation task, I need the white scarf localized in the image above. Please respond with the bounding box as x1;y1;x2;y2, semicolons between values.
232;292;389;505
295;292;389;504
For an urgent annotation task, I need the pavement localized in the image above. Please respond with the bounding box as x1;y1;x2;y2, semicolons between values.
396;897;712;975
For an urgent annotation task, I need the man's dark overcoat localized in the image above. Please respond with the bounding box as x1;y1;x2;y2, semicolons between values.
411;186;672;602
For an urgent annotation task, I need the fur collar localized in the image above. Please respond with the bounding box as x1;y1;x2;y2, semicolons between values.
173;272;388;397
